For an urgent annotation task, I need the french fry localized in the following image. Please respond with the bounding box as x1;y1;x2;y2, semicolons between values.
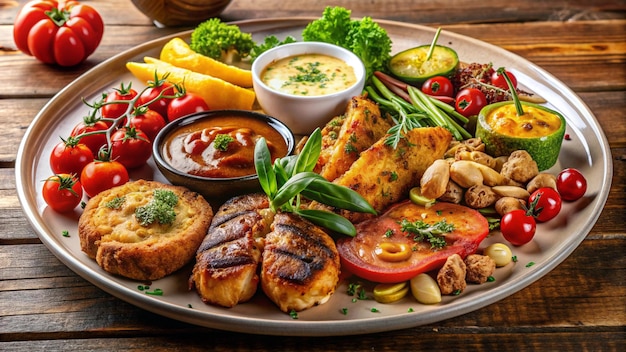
159;38;253;88
126;58;256;111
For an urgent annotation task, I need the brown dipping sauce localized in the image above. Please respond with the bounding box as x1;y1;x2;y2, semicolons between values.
162;115;289;178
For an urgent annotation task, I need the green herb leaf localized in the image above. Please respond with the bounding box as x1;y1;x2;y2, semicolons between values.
271;172;319;207
297;208;357;236
293;128;322;175
301;178;377;214
254;138;277;199
399;218;454;249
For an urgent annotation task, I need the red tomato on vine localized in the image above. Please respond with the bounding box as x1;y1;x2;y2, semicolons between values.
42;173;83;212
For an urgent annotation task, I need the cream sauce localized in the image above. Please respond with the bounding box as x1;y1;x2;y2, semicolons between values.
261;54;357;96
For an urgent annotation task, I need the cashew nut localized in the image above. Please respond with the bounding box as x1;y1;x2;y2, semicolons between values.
450;160;483;188
495;197;526;216
492;185;531;199
420;159;450;199
526;173;557;194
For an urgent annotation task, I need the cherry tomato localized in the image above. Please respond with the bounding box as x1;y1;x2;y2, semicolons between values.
455;88;487;117
109;127;152;169
101;83;138;120
13;0;104;66
421;76;454;97
49;137;93;175
500;209;536;246
42;173;83;212
491;69;518;90
137;80;175;119
70;117;109;157
80;160;129;198
557;168;587;201
529;187;562;222
167;92;210;122
337;201;489;283
129;108;166;141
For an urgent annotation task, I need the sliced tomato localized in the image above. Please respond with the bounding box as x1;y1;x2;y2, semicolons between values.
337;200;489;283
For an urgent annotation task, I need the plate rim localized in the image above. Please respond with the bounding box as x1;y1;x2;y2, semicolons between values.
14;18;613;336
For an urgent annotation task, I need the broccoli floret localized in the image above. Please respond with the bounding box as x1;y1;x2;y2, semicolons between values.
302;6;392;81
190;18;256;64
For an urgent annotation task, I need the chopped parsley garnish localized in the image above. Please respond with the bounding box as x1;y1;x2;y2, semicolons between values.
105;196;125;209
370;308;380;313
214;134;234;151
62;230;70;237
525;261;535;268
135;189;178;226
289;310;299;319
399;218;455;249
341;308;348;315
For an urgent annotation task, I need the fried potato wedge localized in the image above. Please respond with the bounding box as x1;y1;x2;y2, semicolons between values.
126;58;255;110
315;95;393;182
160;37;253;88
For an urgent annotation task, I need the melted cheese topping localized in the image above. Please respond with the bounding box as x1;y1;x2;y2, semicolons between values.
486;104;562;138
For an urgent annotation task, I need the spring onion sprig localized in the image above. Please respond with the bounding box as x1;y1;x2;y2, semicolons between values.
367;72;471;147
254;128;376;236
497;66;524;116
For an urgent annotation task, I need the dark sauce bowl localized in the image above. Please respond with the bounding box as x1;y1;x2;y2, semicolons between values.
152;109;295;207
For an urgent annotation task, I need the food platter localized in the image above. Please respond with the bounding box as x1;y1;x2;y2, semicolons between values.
15;18;612;336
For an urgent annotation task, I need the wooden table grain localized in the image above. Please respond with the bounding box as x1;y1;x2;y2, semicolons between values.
1;0;624;350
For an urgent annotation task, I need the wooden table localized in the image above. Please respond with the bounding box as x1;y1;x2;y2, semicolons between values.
1;0;624;350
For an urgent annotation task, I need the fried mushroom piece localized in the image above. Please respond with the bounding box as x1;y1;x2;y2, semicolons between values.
437;254;467;295
464;184;497;209
500;150;539;183
464;254;496;284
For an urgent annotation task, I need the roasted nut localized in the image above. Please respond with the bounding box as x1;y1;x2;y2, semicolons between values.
465;184;497;209
456;150;497;169
493;156;508;172
437;254;467;295
526;173;557;194
450;160;483;188
438;180;464;204
500;150;539;183
495;197;526;216
492;185;531;199
464;254;496;284
420;159;450;199
410;273;441;304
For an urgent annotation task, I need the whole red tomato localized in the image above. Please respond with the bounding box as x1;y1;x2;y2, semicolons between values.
556;168;587;201
49;136;93;175
80;160;129;198
137;76;175;119
101;83;138;120
491;69;518;90
70;116;109;157
109;127;152;169
13;0;104;66
421;76;454;98
42;173;83;212
529;187;562;223
455;88;487;117
500;209;536;246
167;91;210;122
129;107;166;141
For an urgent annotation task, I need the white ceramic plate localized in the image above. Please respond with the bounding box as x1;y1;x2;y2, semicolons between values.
15;18;612;336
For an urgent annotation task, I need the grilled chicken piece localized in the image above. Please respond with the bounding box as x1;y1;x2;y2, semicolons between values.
190;194;273;308
331;126;452;223
261;212;340;313
315;95;392;181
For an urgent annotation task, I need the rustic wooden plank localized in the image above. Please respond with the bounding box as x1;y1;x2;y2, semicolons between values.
1;239;624;336
0;331;624;352
2;0;624;27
